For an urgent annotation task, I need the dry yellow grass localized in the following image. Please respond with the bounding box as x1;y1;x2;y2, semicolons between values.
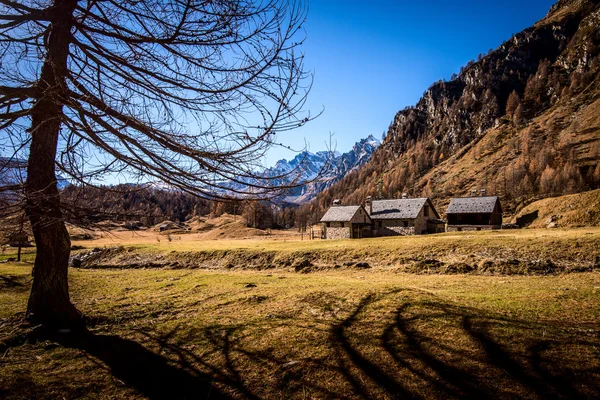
70;225;599;251
67;213;300;248
2;227;599;398
513;189;600;228
1;263;599;399
63;227;600;277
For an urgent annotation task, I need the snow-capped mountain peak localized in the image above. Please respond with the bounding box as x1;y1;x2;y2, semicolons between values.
219;134;379;202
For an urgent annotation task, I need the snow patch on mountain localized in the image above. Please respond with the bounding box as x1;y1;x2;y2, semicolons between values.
226;134;380;203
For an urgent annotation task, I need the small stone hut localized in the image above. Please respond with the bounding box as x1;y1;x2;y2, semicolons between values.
367;196;441;236
320;203;372;239
446;196;502;231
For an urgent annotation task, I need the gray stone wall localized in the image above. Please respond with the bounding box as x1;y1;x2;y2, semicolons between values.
324;226;351;239
373;226;415;236
350;206;371;224
447;225;500;232
414;213;427;234
374;220;416;236
414;202;440;234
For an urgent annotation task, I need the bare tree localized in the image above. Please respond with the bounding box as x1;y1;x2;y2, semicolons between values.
0;157;30;261
0;0;316;328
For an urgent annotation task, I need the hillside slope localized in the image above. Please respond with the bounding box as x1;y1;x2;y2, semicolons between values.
302;0;600;219
513;188;600;227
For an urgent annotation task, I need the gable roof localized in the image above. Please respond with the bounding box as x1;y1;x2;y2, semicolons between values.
446;196;501;214
320;205;364;222
370;198;438;220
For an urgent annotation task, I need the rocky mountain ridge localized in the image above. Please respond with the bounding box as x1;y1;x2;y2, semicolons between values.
225;134;380;203
301;0;600;220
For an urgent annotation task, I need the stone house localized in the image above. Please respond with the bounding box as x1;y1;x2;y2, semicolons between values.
320;196;442;239
446;196;502;231
366;196;442;236
320;204;372;239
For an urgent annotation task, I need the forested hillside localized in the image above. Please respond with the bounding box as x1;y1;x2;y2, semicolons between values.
300;0;600;219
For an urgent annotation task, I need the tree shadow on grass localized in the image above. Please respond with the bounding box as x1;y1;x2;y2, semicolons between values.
137;324;346;400
126;289;600;399
55;331;234;400
0;274;26;288
5;288;600;399
330;290;600;399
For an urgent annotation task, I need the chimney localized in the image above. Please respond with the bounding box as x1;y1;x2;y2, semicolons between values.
471;189;478;197
401;193;409;199
365;196;372;214
480;189;487;197
332;199;341;206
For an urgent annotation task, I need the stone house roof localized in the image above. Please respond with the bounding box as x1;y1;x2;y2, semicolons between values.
446;196;501;214
370;198;438;220
320;205;364;222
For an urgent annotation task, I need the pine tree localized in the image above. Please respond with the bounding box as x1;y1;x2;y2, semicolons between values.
513;104;524;127
540;166;557;194
505;90;521;117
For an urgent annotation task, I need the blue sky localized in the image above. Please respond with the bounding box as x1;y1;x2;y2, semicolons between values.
266;0;556;165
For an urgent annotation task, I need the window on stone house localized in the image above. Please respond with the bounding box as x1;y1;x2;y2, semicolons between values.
424;205;430;217
403;221;409;227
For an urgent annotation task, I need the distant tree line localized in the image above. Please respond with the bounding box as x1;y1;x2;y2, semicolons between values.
60;185;301;230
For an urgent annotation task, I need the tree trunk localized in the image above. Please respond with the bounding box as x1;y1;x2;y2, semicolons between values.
25;0;83;329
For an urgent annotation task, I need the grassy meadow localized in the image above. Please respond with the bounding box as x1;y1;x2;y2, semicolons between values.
1;228;600;398
70;224;600;253
63;226;600;275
